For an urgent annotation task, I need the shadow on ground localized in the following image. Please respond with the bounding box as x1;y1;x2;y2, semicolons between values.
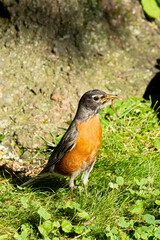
143;59;160;119
0;164;68;192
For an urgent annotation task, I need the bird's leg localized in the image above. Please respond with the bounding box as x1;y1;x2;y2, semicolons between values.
69;170;81;200
83;158;96;197
83;170;90;197
70;186;74;200
69;176;75;200
84;184;88;197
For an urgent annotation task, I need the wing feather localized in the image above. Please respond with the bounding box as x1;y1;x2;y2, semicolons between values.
40;122;78;174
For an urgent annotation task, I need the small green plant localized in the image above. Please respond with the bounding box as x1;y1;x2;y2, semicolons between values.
0;134;5;143
141;0;160;18
14;199;90;239
105;214;160;239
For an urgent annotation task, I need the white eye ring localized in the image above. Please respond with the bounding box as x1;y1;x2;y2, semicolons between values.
93;96;99;101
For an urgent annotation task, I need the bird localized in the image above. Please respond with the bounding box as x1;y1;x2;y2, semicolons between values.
21;89;118;199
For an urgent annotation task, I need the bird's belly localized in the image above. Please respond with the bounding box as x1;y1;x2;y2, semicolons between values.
55;115;102;175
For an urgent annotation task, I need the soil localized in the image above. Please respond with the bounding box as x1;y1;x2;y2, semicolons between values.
0;0;160;163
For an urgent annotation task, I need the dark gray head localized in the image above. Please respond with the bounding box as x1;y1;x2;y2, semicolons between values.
75;89;118;121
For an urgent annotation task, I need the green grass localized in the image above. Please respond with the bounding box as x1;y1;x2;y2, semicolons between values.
0;97;160;239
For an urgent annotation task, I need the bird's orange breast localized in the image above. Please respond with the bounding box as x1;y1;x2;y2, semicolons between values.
55;114;102;175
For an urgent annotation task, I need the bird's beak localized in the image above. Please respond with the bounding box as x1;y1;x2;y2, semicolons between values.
100;95;118;103
100;94;119;117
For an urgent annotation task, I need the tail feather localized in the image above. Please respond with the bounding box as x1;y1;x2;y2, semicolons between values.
20;173;52;187
20;176;40;187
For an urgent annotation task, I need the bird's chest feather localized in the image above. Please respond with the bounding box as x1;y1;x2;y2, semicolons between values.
55;115;102;175
76;114;102;156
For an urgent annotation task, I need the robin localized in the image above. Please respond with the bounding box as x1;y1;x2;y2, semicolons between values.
21;90;118;199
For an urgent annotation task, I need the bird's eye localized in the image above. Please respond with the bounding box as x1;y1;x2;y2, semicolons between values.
93;96;99;101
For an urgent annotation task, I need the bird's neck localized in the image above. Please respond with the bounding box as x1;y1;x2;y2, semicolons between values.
74;105;100;123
